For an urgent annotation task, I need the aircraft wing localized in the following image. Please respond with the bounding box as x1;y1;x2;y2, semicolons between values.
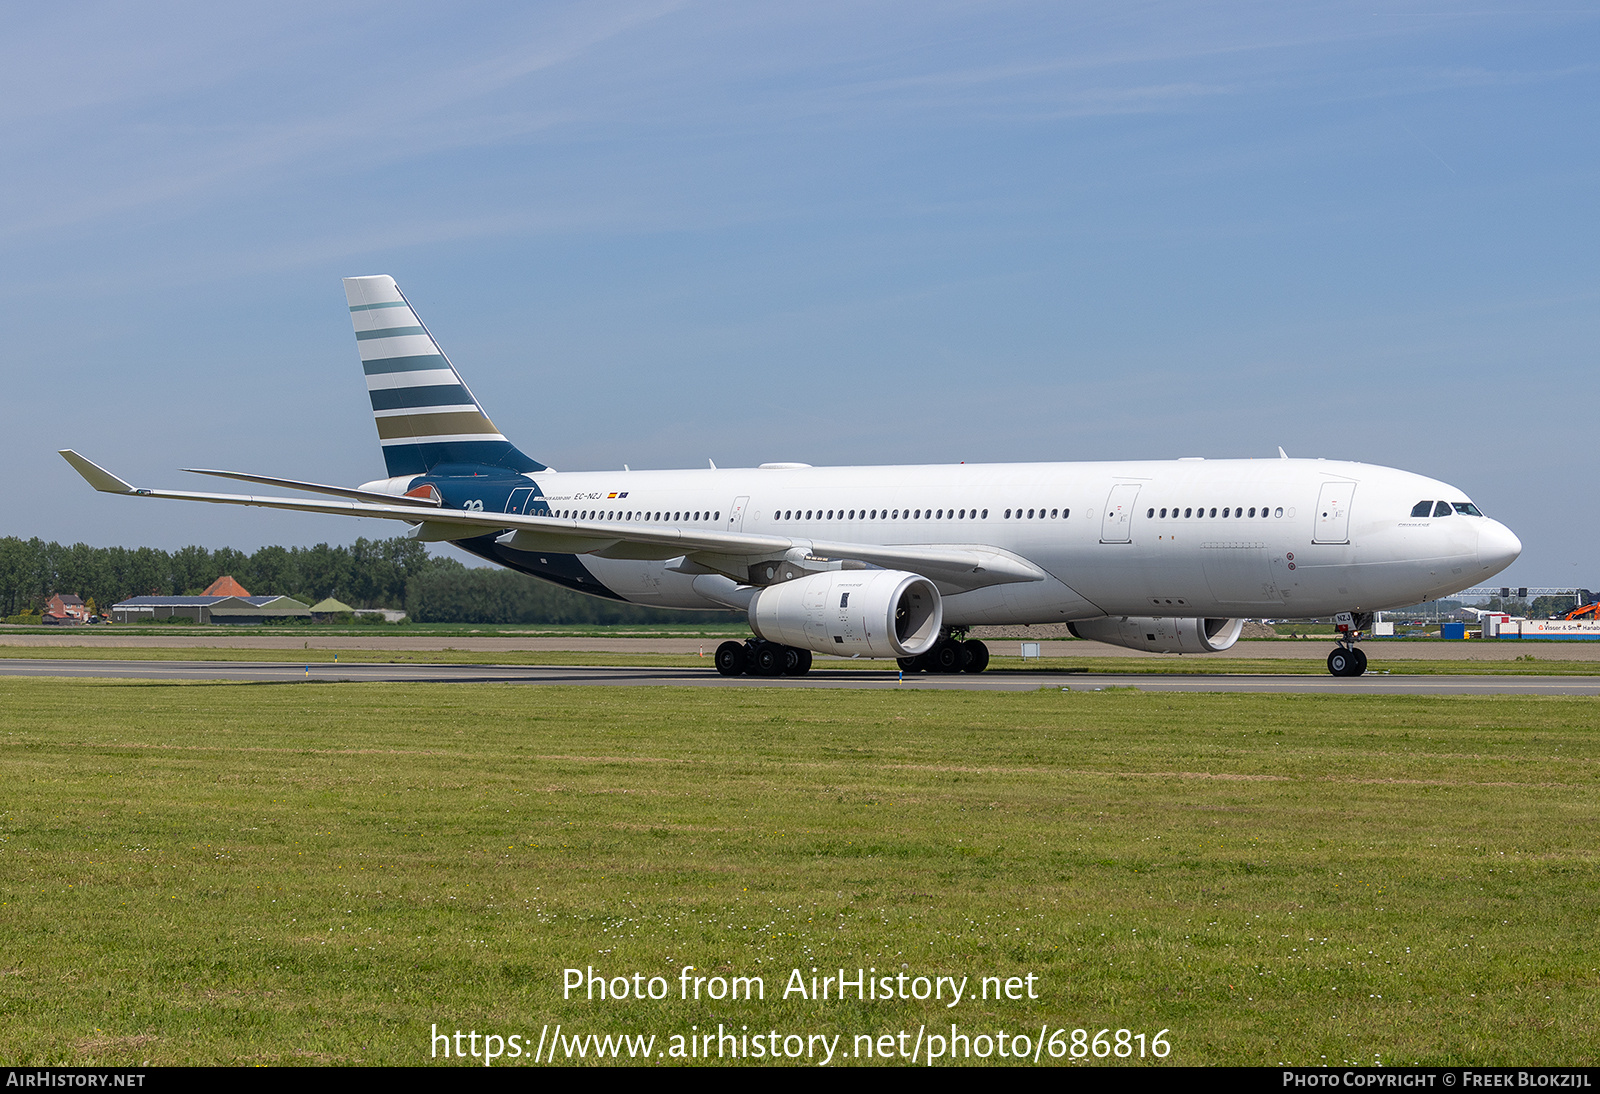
59;451;1044;591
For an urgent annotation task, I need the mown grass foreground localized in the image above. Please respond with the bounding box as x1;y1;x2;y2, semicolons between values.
1;679;1596;1066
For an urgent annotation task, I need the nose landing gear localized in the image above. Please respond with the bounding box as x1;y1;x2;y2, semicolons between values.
1327;645;1367;677
1326;612;1373;677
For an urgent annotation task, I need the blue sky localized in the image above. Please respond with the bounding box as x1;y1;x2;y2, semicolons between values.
5;1;1595;585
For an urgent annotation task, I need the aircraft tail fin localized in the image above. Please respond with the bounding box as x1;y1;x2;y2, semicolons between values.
343;276;545;477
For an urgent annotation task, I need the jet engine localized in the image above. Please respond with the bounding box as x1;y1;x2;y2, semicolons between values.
1067;616;1245;654
749;570;942;658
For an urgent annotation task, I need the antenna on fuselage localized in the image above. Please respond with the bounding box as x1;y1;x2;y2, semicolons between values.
1278;446;1290;459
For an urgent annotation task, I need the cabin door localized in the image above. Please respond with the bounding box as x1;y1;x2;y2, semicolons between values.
1100;484;1142;543
1312;482;1356;544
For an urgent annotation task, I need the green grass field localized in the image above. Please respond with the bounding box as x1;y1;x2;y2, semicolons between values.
2;679;1596;1066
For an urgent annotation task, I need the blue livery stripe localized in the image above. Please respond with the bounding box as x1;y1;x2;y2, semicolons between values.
362;354;451;375
368;384;476;411
348;301;410;312
482;542;626;600
382;440;547;478
355;325;428;340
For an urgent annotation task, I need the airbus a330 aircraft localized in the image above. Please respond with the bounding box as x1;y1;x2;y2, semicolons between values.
62;275;1522;678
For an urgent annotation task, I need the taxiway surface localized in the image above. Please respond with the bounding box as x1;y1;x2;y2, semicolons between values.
4;658;1599;694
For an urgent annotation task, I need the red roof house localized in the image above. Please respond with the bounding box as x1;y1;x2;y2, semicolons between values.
43;594;90;625
202;576;251;597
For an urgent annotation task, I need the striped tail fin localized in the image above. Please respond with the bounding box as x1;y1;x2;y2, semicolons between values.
343;275;545;477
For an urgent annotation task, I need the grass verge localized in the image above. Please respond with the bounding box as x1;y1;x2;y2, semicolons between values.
1;680;1595;1066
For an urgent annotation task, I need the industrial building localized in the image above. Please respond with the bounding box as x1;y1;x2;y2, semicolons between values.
111;576;310;625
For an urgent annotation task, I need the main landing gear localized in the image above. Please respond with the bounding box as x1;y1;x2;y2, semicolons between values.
897;630;990;675
1326;612;1374;677
715;639;813;677
713;632;993;676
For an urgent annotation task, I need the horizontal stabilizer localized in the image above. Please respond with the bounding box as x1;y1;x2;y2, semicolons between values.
181;467;441;507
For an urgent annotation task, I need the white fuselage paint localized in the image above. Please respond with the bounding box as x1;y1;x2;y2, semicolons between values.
425;458;1520;625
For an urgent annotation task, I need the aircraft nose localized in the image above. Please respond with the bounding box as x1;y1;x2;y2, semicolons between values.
1477;519;1522;575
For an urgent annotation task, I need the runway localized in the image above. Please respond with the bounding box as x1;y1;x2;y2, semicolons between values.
7;633;1600;660
5;657;1600;694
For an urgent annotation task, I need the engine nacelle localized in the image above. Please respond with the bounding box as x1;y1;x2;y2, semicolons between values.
749;570;942;658
1067;616;1245;654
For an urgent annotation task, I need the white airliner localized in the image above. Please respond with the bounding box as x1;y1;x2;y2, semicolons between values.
61;275;1521;678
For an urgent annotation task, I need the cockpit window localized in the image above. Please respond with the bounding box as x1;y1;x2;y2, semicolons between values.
1433;501;1453;517
1452;502;1483;517
1411;501;1433;517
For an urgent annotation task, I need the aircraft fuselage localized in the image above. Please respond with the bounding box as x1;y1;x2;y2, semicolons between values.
370;456;1520;626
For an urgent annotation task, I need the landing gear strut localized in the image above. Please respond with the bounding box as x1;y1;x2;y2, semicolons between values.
1326;612;1373;677
714;639;812;678
897;629;990;674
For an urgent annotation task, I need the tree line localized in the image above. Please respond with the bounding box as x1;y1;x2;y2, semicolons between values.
403;566;737;625
0;536;737;625
0;535;452;615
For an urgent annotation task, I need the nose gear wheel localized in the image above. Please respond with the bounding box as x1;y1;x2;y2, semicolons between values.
1327;646;1368;677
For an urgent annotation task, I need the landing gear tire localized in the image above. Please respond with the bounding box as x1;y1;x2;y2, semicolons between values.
962;639;990;674
753;642;786;677
714;641;746;677
1327;647;1367;677
900;639;990;674
932;640;964;673
782;647;813;676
